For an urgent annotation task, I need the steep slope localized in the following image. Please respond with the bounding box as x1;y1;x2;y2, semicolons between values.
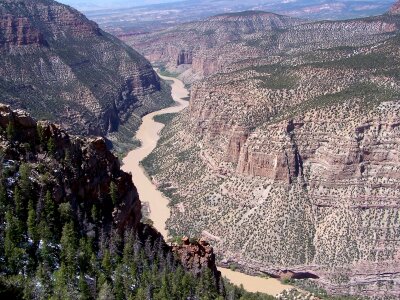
389;0;400;14
126;10;400;84
141;11;400;299
0;0;172;150
0;104;233;299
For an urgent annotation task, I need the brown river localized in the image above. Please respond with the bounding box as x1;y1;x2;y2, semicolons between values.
122;74;292;296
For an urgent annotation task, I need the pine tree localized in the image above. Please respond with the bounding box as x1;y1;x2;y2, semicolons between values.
43;190;57;237
109;181;118;206
23;277;35;300
101;249;112;280
91;204;99;223
114;264;125;300
123;231;135;266
78;273;91;300
35;262;53;299
89;252;99;279
135;288;145;300
0;180;7;217
60;222;78;277
98;282;115;300
59;202;72;224
37;124;45;146
197;269;219;300
155;271;170;300
27;200;38;243
52;265;70;300
47;137;56;157
19;163;32;200
6;121;15;141
14;186;25;221
38;238;55;271
4;210;25;273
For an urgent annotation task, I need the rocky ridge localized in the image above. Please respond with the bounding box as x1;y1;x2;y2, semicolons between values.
0;103;142;233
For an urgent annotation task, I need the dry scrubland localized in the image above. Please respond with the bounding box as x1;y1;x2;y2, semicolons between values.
139;8;400;298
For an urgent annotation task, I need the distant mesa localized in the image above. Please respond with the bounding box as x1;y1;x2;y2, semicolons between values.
213;10;285;18
209;10;301;23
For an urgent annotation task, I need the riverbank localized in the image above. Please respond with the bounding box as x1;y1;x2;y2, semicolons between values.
122;74;188;238
122;73;292;296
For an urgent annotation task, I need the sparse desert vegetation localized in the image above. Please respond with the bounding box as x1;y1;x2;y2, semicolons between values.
140;11;400;298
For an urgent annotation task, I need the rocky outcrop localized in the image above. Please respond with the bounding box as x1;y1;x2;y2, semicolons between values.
173;237;219;276
177;49;193;65
173;237;222;291
0;0;172;145
0;104;142;233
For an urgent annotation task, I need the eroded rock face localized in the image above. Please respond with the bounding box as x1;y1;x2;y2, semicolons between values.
0;0;172;139
177;49;193;65
173;237;222;290
0;14;45;48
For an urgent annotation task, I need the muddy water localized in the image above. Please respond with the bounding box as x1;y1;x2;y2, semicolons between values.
122;74;189;238
122;74;292;296
219;267;291;295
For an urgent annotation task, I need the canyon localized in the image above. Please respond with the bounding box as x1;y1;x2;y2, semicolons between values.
122;73;294;297
135;1;400;297
1;0;400;298
0;0;173;153
84;0;395;36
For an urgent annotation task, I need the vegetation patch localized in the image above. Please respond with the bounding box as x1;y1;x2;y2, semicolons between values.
153;113;178;125
255;74;298;90
311;53;397;70
157;65;180;78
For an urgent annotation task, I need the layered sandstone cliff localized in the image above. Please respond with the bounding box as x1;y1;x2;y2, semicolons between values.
0;14;45;48
125;11;305;82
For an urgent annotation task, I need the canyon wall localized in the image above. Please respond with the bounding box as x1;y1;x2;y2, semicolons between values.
0;0;172;144
126;11;399;84
141;8;400;295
